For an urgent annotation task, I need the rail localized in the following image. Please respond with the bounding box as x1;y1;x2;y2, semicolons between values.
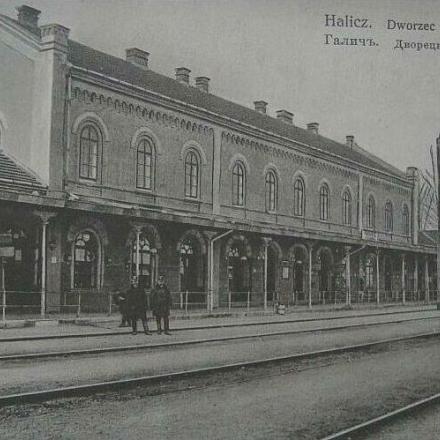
1;331;439;407
320;392;440;439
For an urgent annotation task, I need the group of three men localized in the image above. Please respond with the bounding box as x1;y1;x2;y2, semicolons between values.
115;275;172;335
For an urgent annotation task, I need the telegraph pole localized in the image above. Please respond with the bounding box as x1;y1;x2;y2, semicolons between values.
437;134;440;304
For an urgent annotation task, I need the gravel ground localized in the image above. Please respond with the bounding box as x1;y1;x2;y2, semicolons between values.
1;310;439;356
1;305;435;339
360;403;440;439
1;317;440;396
1;338;439;439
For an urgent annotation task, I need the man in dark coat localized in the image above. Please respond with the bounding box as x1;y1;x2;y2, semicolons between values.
113;290;130;327
150;275;172;335
126;277;151;335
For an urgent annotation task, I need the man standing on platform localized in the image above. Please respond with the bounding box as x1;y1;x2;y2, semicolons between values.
126;277;151;335
113;289;130;327
151;275;172;335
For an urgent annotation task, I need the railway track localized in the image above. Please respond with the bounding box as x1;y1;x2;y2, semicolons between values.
1;331;439;408
0;307;437;343
1;314;439;361
320;392;440;439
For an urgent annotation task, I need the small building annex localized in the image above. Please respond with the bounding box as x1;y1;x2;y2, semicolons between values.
0;5;436;313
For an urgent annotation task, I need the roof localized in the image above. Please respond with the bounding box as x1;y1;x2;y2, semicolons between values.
0;149;46;195
68;40;406;180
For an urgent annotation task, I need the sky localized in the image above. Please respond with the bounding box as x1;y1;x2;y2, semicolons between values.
1;0;439;174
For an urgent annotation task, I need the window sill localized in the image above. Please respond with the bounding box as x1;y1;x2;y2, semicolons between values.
78;178;98;186
135;186;154;194
184;196;201;202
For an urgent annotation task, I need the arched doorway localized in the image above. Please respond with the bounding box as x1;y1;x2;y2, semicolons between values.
128;224;161;291
384;255;392;299
180;239;197;291
180;236;205;305
68;218;108;292
73;230;99;289
362;253;377;302
227;240;250;302
131;233;156;290
318;247;334;301
266;246;277;302
289;245;308;304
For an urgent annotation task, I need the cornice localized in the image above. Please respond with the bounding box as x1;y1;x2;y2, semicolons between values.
71;79;214;137
363;175;411;196
221;130;358;181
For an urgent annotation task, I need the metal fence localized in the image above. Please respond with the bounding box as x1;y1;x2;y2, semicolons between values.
217;291;278;311
0;290;42;320
0;288;439;321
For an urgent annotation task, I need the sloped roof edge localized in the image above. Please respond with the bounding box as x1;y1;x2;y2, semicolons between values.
0;148;47;193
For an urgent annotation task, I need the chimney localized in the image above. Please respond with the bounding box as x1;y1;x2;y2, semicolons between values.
16;5;41;35
406;166;418;180
346;135;354;148
307;122;319;134
175;67;191;85
276;109;293;124
126;48;149;69
195;76;210;92
254;101;268;114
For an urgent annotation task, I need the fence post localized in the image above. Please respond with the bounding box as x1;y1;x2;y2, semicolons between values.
1;258;5;322
76;290;81;318
180;291;183;309
247;291;250;312
108;291;112;316
2;289;5;322
228;290;232;311
185;290;188;314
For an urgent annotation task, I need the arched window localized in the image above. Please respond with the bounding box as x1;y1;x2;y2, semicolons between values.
265;170;277;212
185;150;200;198
367;195;376;229
232;161;245;206
342;189;352;225
73;231;99;288
385;201;393;232
293;177;305;217
136;137;154;190
79;125;100;180
319;184;329;221
402;205;410;235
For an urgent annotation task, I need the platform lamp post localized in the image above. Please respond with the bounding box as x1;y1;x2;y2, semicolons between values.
436;134;440;307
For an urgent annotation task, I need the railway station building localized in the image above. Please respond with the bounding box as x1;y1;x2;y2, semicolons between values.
0;5;437;313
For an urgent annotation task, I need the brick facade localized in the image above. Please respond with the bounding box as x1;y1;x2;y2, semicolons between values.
0;6;436;313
